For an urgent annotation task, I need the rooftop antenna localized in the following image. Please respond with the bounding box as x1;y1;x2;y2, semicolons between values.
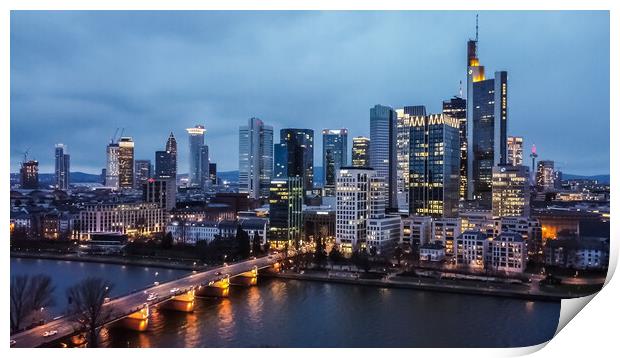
475;14;479;42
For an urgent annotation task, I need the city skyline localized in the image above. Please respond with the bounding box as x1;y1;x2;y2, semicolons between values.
10;11;610;175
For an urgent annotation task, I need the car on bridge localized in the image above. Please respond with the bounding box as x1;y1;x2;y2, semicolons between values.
170;287;180;294
43;330;58;337
147;293;158;302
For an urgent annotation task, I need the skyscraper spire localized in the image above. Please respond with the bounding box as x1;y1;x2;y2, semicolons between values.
475;14;479;42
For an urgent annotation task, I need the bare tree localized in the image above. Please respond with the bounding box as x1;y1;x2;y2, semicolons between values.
10;274;55;333
66;277;114;348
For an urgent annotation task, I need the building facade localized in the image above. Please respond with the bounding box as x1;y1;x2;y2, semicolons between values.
268;177;303;247
491;165;530;218
279;128;314;196
351;136;370;168
105;143;119;188
442;96;467;201
507;136;524;166
143;178;177;212
134;159;151;189
370;104;398;211
79;202;165;240
55;144;70;190
239;118;274;199
117;137;135;189
187;125;206;188
20;160;39;189
488;232;527;273
322;129;348;196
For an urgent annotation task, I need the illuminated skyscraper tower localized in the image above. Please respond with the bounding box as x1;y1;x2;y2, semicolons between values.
186;125;206;187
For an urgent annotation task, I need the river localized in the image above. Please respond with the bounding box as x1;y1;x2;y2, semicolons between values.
10;257;560;348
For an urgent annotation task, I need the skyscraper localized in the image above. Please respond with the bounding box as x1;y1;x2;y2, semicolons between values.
335;167;375;252
442;96;467;200
351;136;370;168
536;160;556;192
200;145;210;190
20;160;39;189
466;20;508;206
409;114;460;218
143;178;177;213
492;165;530;218
273;142;288;179
118;137;135;189
209;163;217;185
165;132;177;178
396;106;427;211
186;125;206;188
134;159;151;189
54;144;70;190
105;142;119;188
370;104;398;211
507;136;524;166
239;118;274;199
268;177;303;248
279;128;314;195
322;129;348;196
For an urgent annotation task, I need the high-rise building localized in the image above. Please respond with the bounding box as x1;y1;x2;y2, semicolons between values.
200;145;210;190
507;136;524;166
322;129;348;196
536;160;556;192
279;128;314;195
209;163;217;185
492;165;530;218
268;177;303;247
466;20;508;206
443;96;467;200
155;151;175;180
134;160;151;189
273;142;288;179
163;132;178;180
239;118;274;199
396;105;428;211
20;160;39;189
105;143;119;188
335;167;375;252
54;144;70;190
351;136;370;168
409;114;460;218
370;104;398;211
187;125;206;187
118;137;135;189
143;178;177;212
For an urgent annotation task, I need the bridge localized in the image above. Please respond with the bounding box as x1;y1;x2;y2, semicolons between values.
10;253;285;348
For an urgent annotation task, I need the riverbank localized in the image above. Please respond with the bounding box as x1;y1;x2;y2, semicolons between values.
10;251;199;271
262;269;596;302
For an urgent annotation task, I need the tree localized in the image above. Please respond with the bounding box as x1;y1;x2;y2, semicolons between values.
10;274;55;333
394;247;404;266
66;277;114;348
160;232;174;249
314;235;327;268
329;246;344;266
263;241;271;253
352;250;371;273
236;225;251;259
251;233;263;256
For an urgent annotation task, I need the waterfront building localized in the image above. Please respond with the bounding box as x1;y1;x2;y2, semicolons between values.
488;232;527;273
105;142;119;188
117;137;135;189
401;215;432;246
20;160;39;189
367;175;401;254
442;96;467;200
187;125;206;188
455;230;489;270
78;202;164;240
54;144;70;190
370;104;398;211
466;24;509;206
491;165;530;218
166;218;268;246
351;136;370;168
507;136;524;166
335;167;374;252
322;129;348;196
239;118;274;199
544;236;609;270
492;216;542;259
420;242;446;262
303;207;336;242
143;178;177;213
279;128;314;195
460;209;494;236
536;160;556;192
134;159;151;189
268;177;303;247
409;114;460;218
432;218;462;256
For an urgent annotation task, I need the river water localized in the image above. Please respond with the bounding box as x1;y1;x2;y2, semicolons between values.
11;257;560;348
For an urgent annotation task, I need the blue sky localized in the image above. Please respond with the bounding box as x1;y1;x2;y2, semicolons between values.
10;11;610;175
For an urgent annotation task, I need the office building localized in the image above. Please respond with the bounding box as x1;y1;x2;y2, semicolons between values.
134;160;151;189
268;177;303;247
466;24;509;206
54;144;70;190
187;125;206;187
492;165;530;218
455;230;489;270
105;142;119;188
117;137;135;189
335;167;374;252
239;118;274;199
78;202;165;240
20;160;39;189
200;145;210;190
273;142;288;179
489;232;527;273
507;136;524;166
442;96;467;200
409;114;460;218
351;136;370;168
322;129;348;196
279;128;314;195
209;163;217;185
370;104;398;211
143;178;177;212
155;132;178;181
536;160;556;192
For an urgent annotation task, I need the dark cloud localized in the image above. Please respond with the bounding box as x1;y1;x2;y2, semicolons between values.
10;11;609;175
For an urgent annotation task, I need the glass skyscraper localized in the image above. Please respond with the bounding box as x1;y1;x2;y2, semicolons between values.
370;104;398;211
279;128;314;195
442;96;467;201
186;125;206;188
322;129;348;196
118;137;135;189
351;136;370;168
239;118;274;199
268;177;303;247
54;143;70;190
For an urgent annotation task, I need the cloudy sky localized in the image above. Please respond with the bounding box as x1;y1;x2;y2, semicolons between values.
10;11;609;175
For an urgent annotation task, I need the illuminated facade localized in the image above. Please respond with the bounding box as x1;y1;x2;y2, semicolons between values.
409;114;460;218
335;167;374;252
455;230;488;270
20;160;39;189
134;159;151;189
187;125;206;188
143;178;177;212
105;143;119;188
488;232;526;273
396;106;427;211
466;28;509;206
322;129;348;196
491;165;530;218
279;128;314;196
79;202;165;240
370;104;398;211
442;97;467;200
239;118;274;199
118;137;135;189
507;136;524;166
351;136;370;168
536;160;556;192
268;177;303;246
155;132;177;180
55;144;70;190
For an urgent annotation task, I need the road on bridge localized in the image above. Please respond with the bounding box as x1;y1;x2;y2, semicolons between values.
10;253;284;348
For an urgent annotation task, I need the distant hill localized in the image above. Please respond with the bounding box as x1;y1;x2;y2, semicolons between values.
562;174;609;184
